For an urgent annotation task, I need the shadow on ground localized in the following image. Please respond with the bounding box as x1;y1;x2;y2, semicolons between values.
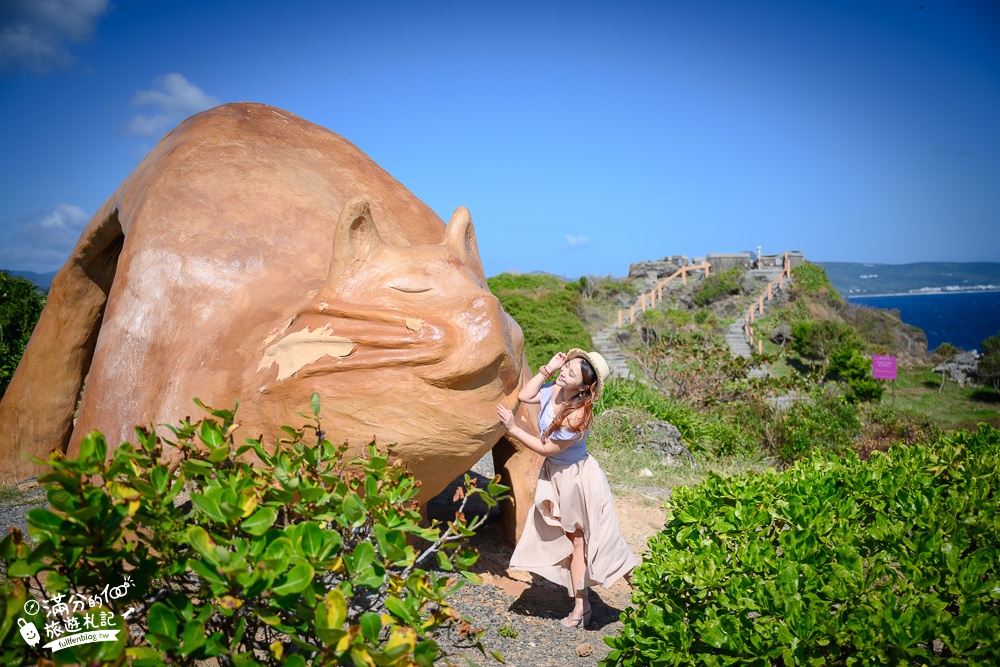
508;586;624;632
970;389;1000;404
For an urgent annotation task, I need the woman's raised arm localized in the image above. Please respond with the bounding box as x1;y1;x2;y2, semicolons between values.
518;351;567;403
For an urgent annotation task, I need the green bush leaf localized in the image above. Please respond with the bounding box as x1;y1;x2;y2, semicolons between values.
349;542;375;574
343;492;366;527
26;507;64;537
360;611;382;643
272;562;314;596
241;506;277;536
148;602;179;647
315;588;348;643
200;419;225;450
191;491;227;523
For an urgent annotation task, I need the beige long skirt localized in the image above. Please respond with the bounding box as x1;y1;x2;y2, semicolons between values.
509;454;640;596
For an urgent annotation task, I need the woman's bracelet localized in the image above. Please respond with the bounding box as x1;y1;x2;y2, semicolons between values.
539;365;550;376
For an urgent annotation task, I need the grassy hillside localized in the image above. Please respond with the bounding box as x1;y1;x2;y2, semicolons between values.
486;273;593;371
515;262;998;491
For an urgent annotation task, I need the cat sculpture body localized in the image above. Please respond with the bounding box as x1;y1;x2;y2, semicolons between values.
0;103;542;539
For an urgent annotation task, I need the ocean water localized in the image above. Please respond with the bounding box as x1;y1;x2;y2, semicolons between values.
849;291;1000;352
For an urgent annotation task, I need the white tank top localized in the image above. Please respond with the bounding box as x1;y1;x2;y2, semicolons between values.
538;384;588;465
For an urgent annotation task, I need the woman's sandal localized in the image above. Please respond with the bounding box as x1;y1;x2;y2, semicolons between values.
559;608;592;631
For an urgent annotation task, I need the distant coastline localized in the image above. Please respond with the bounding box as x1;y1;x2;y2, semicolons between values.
847;286;1000;299
820;262;1000;299
848;290;1000;351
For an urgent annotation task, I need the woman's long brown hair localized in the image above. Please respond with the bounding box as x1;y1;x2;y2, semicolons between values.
542;358;598;441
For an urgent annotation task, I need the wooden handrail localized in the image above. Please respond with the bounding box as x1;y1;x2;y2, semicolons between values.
617;262;711;327
744;254;793;353
617;252;795;332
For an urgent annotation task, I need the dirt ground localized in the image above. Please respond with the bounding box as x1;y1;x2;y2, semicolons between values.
427;479;668;667
472;493;664;601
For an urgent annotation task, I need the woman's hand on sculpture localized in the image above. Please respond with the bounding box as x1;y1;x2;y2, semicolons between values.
546;352;568;372
496;405;516;431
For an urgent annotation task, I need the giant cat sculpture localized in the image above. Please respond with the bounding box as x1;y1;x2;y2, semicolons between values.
0;103;542;540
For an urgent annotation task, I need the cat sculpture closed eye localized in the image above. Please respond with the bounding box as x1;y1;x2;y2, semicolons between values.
0;103;543;540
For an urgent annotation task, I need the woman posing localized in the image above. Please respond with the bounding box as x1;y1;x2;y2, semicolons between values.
497;349;639;630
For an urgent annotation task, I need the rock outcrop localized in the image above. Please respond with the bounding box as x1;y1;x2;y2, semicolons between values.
633;421;696;466
933;351;981;387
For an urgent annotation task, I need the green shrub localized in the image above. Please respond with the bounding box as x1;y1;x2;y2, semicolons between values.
827;347;885;404
497;624;518;639
604;425;1000;666
932;341;960;362
790;261;837;296
487;273;592;371
0;396;505;666
707;396;782;458
693;309;715;328
665;308;693;328
778;388;861;460
486;272;565;294
0;270;46;398
638;308;695;333
692;267;743;307
856;403;940;458
790;320;863;369
638;308;666;329
980;333;1000;392
572;274;640;305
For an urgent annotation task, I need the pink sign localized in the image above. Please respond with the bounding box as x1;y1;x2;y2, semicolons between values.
872;355;897;380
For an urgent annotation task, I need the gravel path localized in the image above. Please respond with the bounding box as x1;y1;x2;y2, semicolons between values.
0;478;46;540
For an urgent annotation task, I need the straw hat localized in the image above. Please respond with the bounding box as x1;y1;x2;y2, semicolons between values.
565;349;610;399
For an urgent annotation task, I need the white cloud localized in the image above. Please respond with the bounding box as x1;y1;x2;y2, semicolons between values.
0;0;111;74
128;73;220;137
564;234;591;249
0;204;90;272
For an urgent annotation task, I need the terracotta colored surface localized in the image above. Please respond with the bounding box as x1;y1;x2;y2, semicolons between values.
0;102;541;540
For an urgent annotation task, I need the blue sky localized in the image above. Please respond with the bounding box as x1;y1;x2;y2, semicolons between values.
1;0;998;279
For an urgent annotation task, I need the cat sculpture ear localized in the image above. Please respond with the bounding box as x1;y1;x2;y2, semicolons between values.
326;196;384;286
442;206;487;285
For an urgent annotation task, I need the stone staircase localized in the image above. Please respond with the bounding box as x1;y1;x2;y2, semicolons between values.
592;326;633;380
593;272;708;380
725;270;793;382
725;318;753;359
